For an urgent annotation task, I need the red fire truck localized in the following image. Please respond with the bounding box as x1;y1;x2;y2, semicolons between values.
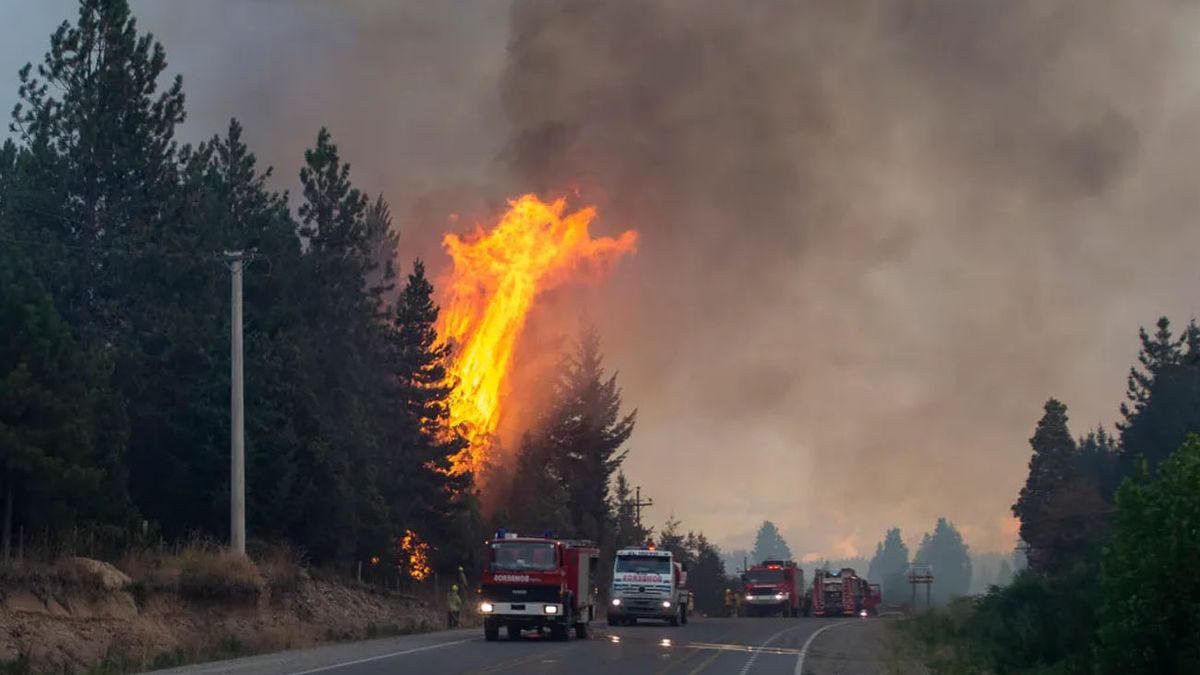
740;560;806;617
478;530;600;641
811;567;882;617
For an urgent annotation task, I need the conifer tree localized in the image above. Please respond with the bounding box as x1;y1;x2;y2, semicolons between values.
751;520;792;563
1014;399;1080;574
914;518;972;604
868;528;910;604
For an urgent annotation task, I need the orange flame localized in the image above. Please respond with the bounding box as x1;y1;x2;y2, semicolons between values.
438;194;638;475
400;529;432;581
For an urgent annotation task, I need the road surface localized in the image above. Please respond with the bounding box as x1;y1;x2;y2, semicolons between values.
151;616;913;675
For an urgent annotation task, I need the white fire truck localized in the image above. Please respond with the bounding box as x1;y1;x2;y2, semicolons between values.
607;544;690;626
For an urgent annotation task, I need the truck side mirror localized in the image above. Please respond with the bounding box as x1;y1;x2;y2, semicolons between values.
740;573;748;583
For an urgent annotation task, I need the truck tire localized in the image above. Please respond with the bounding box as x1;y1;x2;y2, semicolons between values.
506;624;521;640
607;615;619;627
681;606;688;625
551;622;569;641
627;617;637;626
484;619;500;641
669;610;680;627
575;620;589;639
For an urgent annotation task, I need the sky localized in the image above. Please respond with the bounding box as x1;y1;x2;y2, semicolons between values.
4;0;1200;559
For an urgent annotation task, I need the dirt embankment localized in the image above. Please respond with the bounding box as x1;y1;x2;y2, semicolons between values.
0;555;440;674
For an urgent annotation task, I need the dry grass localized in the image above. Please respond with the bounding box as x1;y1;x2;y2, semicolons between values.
117;538;267;599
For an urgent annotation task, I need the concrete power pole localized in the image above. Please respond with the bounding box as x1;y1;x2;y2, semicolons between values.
217;250;259;555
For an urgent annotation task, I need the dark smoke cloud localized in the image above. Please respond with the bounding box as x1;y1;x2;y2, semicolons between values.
496;0;1200;555
6;0;1199;556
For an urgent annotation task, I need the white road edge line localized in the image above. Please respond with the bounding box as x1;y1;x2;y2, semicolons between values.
793;621;854;675
286;638;473;675
737;623;807;675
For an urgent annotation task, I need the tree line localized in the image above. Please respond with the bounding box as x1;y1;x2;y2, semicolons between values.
904;317;1200;674
0;0;481;572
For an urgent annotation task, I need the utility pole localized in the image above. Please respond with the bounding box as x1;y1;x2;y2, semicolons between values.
217;250;260;555
633;486;654;533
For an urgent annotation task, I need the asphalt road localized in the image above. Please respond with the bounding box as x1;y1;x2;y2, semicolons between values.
151;615;894;675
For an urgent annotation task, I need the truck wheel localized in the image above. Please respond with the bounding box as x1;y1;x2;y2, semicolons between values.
681;606;688;625
484;619;500;641
575;620;589;639
551;622;569;641
506;624;521;640
607;615;619;627
669;611;680;627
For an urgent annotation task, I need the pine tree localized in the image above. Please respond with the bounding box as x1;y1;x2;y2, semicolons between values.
10;0;186;341
1014;399;1082;574
290;127;389;560
384;259;471;549
0;252;125;555
542;327;636;544
914;518;972;604
1119;317;1184;430
751;520;792;563
867;528;910;604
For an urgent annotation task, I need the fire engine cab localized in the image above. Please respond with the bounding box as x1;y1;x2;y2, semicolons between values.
479;530;600;641
741;560;806;617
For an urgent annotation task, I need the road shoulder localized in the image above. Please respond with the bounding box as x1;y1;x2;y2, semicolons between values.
802;618;927;675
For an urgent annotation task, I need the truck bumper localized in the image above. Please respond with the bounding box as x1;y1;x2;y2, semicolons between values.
608;599;675;620
480;602;567;625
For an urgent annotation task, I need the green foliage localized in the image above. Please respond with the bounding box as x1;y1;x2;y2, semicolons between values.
1094;435;1200;674
1014;399;1095;575
0;251;124;552
914;518;972;604
0;0;481;568
750;520;792;563
868;527;910;604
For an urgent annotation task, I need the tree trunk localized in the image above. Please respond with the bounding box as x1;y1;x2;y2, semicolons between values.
2;475;12;560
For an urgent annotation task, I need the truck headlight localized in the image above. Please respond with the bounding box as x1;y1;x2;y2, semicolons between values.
774;593;785;600
661;600;671;608
480;602;494;613
543;605;559;615
745;594;753;601
611;598;622;606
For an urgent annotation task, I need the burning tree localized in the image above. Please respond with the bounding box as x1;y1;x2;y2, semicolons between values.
436;194;637;476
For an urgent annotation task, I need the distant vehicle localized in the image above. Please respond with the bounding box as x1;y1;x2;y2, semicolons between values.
608;543;690;626
812;567;881;617
740;560;806;617
478;530;600;641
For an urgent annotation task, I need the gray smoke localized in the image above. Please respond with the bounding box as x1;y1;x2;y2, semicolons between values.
494;0;1200;556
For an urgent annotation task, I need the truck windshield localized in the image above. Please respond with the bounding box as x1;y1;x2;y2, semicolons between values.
746;569;785;583
490;542;557;571
615;556;671;574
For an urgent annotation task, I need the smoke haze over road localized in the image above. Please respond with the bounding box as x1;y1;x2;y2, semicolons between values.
5;0;1199;557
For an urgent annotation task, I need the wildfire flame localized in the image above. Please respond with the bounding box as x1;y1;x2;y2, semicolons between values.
438;194;638;475
400;529;432;581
